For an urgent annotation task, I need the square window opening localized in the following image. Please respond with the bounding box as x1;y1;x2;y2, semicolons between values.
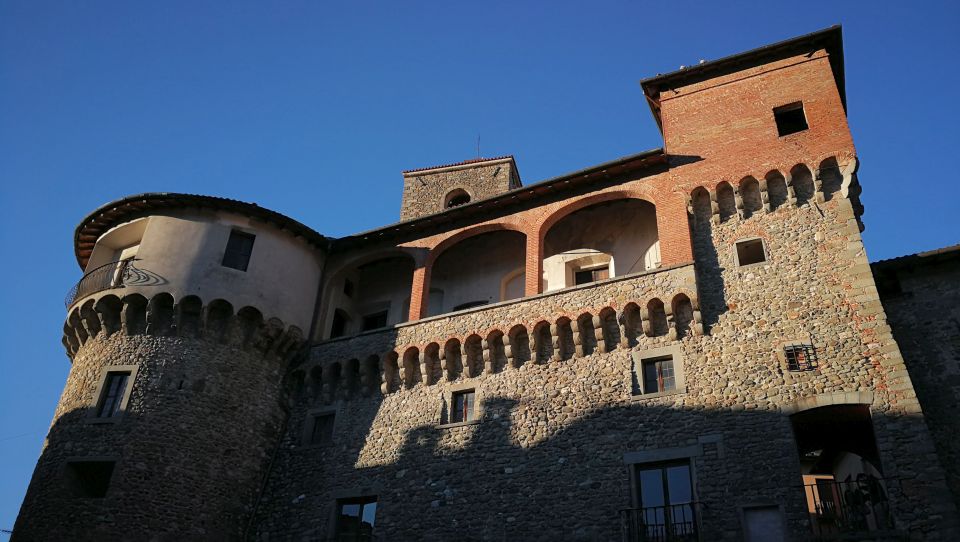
451;389;476;423
65;460;115;498
774;102;808;136
334;496;378;542
222;230;256;271
574;265;609;286
360;310;388;331
785;343;818;372
96;371;131;418
736;239;766;266
308;413;335;446
633;356;676;396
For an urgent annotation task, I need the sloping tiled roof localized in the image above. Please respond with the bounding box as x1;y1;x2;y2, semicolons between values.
402;156;514;174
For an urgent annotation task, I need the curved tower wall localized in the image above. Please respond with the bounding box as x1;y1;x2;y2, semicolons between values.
14;205;326;540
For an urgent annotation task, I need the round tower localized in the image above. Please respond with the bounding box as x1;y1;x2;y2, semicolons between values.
14;193;327;540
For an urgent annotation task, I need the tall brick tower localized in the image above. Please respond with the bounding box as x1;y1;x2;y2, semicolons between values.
13;194;327;540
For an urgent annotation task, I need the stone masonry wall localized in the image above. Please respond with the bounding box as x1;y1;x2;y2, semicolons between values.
14;293;304;541
874;251;960;511
252;174;957;540
399;158;519;221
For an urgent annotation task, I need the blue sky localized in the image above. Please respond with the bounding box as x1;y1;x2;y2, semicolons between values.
1;0;958;531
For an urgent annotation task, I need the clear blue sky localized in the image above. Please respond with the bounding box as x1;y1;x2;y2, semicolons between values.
1;0;958;531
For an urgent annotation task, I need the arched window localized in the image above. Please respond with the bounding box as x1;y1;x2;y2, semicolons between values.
445;189;471;209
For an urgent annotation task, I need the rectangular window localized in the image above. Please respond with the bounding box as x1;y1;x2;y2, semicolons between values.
451;389;476;423
785;343;818;371
334;496;377;542
360;310;388;331
637;356;675;395
330;311;349;339
735;239;766;266
221;230;256;271
575;266;609;285
65;460;116;498
96;371;131;418
343;279;355;298
774;102;808;136
308;413;335;446
633;461;697;540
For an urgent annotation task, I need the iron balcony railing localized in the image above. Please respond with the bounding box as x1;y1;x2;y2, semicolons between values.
803;477;896;539
620;503;701;542
65;258;137;309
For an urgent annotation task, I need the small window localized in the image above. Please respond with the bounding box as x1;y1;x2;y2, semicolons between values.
633;356;676;396
330;310;349;338
361;310;388;331
774;102;808;136
96;371;131;418
65;460;115;498
574;266;609;285
445;189;471;209
785;343;818;372
343;279;355;298
452;300;487;312
334;496;378;542
222;230;256;271
735;239;766;266
308;413;335;446
451;389;476;423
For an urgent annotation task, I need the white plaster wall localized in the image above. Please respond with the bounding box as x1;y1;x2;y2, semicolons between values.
542;200;659;291
78;210;325;331
429;231;526;316
322;257;415;338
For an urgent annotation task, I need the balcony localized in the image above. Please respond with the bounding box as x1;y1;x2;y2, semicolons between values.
620;503;702;542
65;259;137;309
803;478;900;540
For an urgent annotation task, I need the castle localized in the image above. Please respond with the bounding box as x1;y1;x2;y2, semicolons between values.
13;26;960;541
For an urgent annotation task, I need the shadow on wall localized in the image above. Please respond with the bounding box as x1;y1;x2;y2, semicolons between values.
690;187;727;332
253;376;953;541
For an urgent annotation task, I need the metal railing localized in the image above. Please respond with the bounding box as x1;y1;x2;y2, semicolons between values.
620;503;701;542
803;477;895;539
65;259;136;309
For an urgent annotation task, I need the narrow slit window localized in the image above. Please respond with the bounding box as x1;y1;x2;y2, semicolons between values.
736;239;766;266
774;102;808;136
96;371;131;418
222;230;256;271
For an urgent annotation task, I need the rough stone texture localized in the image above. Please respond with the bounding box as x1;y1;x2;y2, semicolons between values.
399;157;520;221
13;294;304;541
873;248;960;511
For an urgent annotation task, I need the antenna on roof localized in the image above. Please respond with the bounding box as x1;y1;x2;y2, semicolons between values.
476;134;481;158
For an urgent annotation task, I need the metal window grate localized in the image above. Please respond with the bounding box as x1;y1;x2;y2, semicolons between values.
785;343;818;371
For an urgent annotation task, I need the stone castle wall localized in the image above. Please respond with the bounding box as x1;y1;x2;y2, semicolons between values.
251;174;957;540
14;293;304;541
399;158;519;221
874;250;960;511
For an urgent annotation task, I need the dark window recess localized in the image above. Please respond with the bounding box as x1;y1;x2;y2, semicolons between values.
575;266;609;285
451;390;476;423
308;413;335;445
785;343;818;371
222;230;256;271
452;300;487;311
630;461;698;541
774;102;808;136
330;310;349;338
96;371;131;418
736;239;766;266
446;193;470;208
343;279;355;298
361;311;388;331
636;356;675;395
65;461;115;498
334;496;377;542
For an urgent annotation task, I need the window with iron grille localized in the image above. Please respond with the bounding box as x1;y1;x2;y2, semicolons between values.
96;371;131;418
785;343;818;371
221;230;255;271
